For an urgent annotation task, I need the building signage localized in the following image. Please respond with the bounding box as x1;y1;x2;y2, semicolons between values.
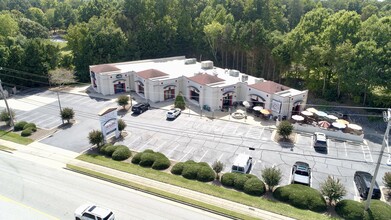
99;107;119;141
271;99;282;113
116;74;122;79
222;86;235;92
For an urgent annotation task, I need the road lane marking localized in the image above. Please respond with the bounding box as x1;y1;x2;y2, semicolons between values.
0;194;59;220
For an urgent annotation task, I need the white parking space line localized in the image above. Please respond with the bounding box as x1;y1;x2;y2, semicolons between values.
217;153;224;162
154;141;168;152
343;142;348;157
137;138;155;152
16;112;41;121
35;115;58;125
361;144;373;163
179;147;194;162
128;136;141;147
198;150;209;162
167;143;180;157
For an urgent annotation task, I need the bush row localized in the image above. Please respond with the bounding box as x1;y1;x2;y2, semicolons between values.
131;149;171;170
221;172;265;196
171;160;215;182
100;144;131;161
15;121;37;137
335;199;391;220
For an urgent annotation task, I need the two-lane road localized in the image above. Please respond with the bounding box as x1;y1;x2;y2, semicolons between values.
0;152;228;220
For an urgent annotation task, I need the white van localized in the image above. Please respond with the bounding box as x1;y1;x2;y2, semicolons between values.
231;154;252;174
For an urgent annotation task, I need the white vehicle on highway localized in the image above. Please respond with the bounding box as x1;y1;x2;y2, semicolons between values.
75;204;115;220
291;161;312;186
166;108;181;119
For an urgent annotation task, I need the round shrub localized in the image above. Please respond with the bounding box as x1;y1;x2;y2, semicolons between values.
182;163;200;180
221;173;236;187
335;200;364;220
104;145;119;157
246;174;258;179
112;146;131;161
197;166;215;182
143;149;155;154
99;143;113;154
198;162;209;167
131;152;142;164
14;121;28;131
363;200;391;220
23;123;37;132
233;174;249;191
171;162;185;175
273;184;327;212
152;157;171;170
21;128;33;136
139;153;156;167
243;178;266;196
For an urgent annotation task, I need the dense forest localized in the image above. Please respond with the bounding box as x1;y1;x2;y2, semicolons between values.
0;0;390;107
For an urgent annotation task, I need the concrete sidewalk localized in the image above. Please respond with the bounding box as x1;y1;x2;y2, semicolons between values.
0;139;294;220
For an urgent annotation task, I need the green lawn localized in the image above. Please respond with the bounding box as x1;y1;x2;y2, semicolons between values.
0;145;15;151
0;130;33;145
76;154;337;220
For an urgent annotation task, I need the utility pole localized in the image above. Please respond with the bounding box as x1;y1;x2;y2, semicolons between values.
128;73;132;108
365;108;391;211
0;80;14;127
57;91;64;124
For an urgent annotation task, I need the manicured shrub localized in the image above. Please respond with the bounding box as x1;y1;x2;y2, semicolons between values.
182;163;200;180
139;153;156;167
112;146;131;161
60;107;74;123
104;145;119;157
197;166;215;182
152;157;171;170
171;162;185;175
198;162;209;167
143;149;155;154
273;184;327;212
335;200;364;220
363;200;391;220
246;174;258;179
233;174;249;191
88;130;104;148
99;143;113;154
243;178;266;196
118;119;126;132
23;123;37;132
131;152;142;164
21;128;33;136
14;121;28;131
384;172;391;190
221;173;236;187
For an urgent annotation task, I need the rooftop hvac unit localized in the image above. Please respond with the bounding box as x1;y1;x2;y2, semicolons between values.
185;58;197;64
229;70;240;77
241;75;248;82
254;78;263;83
201;61;213;69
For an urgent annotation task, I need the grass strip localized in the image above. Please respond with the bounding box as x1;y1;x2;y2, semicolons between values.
77;154;336;220
67;164;256;220
0;130;33;145
0;145;16;152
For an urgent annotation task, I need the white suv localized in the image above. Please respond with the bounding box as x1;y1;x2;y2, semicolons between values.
166;108;181;119
75;204;115;220
313;132;328;153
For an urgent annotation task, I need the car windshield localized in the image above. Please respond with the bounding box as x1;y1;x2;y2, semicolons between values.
295;170;309;176
167;112;172;115
103;212;114;220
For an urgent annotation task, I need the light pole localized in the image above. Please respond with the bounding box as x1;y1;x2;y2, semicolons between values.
365;108;391;211
0;80;14;127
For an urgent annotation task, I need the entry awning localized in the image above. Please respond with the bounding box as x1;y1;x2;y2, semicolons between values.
249;94;266;102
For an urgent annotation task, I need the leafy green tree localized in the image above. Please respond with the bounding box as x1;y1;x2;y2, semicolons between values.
212;160;224;180
0;13;19;37
88;129;104;148
277;121;293;140
174;92;185;110
0;109;15;126
53;2;77;29
320;176;346;206
60;107;75;123
26;7;48;27
117;119;126;132
49;68;76;86
18;18;49;39
261;166;282;192
117;95;129;109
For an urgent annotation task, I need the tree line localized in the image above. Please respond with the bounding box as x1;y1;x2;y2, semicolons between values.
0;0;390;107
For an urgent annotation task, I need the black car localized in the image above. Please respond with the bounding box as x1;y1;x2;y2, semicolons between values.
354;171;381;199
131;103;150;114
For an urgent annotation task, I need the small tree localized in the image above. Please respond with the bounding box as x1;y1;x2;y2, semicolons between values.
60;107;74;123
118;119;126;132
212;161;224;180
174;92;185;110
117;95;129;109
0;109;15;126
88;130;104;148
277;121;293;140
320;175;347;206
261;166;282;192
383;172;391;194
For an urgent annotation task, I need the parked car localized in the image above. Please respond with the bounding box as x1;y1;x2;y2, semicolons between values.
166;108;181;119
291;161;311;186
354;171;381;199
313;132;328;153
131;103;150;114
74;204;115;220
231;154;252;174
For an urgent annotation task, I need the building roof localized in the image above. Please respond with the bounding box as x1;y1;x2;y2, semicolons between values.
249;81;291;94
90;64;120;74
188;73;225;85
136;69;169;79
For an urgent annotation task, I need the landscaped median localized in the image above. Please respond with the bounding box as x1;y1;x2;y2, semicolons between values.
70;154;335;220
0;130;33;145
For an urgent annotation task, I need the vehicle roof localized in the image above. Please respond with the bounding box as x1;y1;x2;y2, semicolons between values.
87;205;112;217
314;132;327;141
133;103;146;107
355;171;380;188
233;154;250;167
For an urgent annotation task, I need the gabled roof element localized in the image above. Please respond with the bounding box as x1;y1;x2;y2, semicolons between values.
249;81;291;94
188;73;225;85
136;69;169;79
90;64;120;74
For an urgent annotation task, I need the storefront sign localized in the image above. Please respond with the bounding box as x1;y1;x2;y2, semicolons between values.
222;86;235;92
99;107;119;141
116;74;122;79
271;100;282;113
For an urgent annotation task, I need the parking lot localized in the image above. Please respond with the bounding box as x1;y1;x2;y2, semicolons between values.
1;89;389;200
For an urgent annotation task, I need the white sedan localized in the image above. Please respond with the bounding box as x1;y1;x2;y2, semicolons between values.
166;108;181;119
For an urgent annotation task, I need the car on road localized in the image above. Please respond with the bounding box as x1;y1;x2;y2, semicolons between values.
313;132;328;153
231;154;252;174
354;171;381;200
291;161;311;186
166;108;181;119
131;103;150;114
75;204;115;220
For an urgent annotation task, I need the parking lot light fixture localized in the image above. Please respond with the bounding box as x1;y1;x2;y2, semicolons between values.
365;108;391;211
